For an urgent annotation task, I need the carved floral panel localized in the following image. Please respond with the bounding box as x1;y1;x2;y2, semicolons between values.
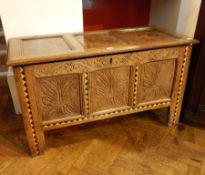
38;74;81;121
139;59;176;103
90;66;131;113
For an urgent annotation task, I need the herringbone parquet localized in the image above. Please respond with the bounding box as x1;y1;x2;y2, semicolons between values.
0;90;205;175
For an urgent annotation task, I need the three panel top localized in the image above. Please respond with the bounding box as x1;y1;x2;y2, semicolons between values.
7;27;198;66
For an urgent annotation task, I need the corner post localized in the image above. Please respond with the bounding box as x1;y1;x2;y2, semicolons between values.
169;46;192;126
14;66;45;156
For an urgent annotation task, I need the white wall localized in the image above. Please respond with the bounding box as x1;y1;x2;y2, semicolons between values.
0;0;83;41
150;0;182;33
150;0;201;37
0;0;84;114
177;0;201;37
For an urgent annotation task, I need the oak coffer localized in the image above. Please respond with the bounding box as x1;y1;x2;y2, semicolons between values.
7;27;198;156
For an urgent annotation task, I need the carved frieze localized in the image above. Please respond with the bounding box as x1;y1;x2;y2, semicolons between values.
33;47;178;78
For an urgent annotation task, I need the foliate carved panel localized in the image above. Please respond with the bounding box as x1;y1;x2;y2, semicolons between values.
139;59;176;103
90;66;131;113
37;74;81;121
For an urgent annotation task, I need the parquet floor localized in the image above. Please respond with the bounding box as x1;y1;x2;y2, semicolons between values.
0;89;205;175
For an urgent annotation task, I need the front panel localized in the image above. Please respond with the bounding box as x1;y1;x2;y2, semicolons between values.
23;47;184;130
37;74;82;121
139;59;176;104
90;66;132;113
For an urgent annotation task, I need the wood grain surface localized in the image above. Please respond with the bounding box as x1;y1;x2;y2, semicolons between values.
9;27;198;156
7;27;198;66
1;95;205;174
90;66;131;113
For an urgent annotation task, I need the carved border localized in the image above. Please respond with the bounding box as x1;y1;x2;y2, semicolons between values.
172;47;189;125
19;67;40;155
83;73;89;115
133;65;139;106
43;100;171;130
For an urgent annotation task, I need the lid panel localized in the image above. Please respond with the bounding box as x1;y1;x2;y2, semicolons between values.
7;27;198;66
110;30;177;45
74;31;128;50
22;37;71;56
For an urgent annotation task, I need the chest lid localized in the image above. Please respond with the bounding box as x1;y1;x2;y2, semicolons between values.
7;26;198;66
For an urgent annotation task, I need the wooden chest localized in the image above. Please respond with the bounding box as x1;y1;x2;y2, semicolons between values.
7;27;198;156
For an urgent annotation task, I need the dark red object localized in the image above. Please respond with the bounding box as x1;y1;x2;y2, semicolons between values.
83;0;151;31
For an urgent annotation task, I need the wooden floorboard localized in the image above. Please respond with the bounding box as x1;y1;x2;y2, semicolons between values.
0;88;205;175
